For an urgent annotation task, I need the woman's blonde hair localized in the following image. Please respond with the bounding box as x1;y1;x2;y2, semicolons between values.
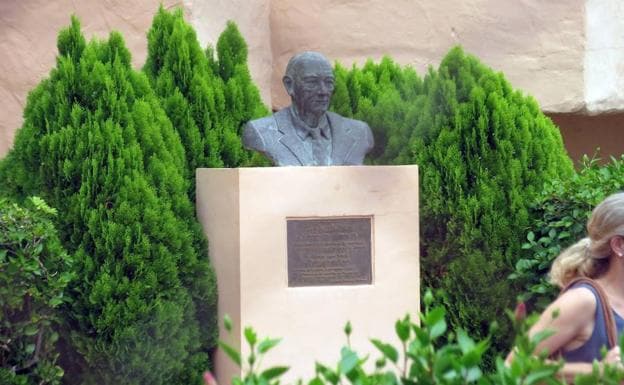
550;192;624;288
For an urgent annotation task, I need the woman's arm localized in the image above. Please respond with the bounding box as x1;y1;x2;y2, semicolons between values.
507;287;607;380
529;287;596;357
555;346;622;383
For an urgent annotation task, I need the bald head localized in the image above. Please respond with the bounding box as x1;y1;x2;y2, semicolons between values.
284;51;332;79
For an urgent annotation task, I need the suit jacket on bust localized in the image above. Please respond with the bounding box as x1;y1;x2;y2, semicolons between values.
243;108;374;166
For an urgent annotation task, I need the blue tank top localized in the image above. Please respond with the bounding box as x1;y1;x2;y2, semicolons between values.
562;283;624;362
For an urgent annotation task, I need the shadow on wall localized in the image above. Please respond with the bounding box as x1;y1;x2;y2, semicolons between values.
549;112;624;166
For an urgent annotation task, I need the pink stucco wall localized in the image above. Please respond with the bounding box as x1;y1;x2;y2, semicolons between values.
1;0;622;160
269;0;585;112
0;0;182;157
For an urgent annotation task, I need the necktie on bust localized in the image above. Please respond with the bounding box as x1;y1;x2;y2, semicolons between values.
309;126;321;140
311;128;329;165
288;107;332;165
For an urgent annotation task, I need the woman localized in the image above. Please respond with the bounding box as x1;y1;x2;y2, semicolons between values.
508;192;624;379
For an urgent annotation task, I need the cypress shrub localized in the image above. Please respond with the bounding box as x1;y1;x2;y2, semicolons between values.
412;48;573;363
0;17;216;385
331;47;574;364
216;21;270;166
331;57;423;163
144;8;269;191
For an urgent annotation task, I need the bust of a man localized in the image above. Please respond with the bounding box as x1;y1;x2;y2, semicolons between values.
243;51;374;166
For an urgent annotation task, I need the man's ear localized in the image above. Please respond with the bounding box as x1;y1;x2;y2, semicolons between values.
283;76;294;96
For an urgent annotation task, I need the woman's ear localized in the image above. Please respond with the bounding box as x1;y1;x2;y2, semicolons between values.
610;236;624;257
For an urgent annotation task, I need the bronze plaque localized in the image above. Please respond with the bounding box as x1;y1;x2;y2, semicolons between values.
287;217;372;287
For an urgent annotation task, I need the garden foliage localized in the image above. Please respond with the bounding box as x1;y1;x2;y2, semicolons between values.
0;6;595;382
144;7;269;197
0;197;72;385
0;17;216;385
331;48;574;364
221;291;624;385
512;155;624;311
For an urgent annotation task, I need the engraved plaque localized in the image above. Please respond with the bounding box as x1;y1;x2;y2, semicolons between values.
287;217;372;287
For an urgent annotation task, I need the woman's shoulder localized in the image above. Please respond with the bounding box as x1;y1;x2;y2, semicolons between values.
553;284;598;319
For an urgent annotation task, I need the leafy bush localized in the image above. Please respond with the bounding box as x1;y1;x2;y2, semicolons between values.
0;17;216;385
219;291;624;385
0;197;73;385
144;8;269;194
512;156;624;311
331;47;574;366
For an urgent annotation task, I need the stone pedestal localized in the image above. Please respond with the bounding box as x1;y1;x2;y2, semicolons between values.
196;166;419;384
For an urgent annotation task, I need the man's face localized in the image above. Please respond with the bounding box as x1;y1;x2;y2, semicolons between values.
289;58;335;116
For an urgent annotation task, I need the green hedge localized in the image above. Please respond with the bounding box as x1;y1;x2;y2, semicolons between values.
331;48;574;365
0;8;587;380
219;292;624;385
0;17;216;385
512;156;624;310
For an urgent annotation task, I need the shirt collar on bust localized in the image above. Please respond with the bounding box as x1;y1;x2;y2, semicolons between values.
289;106;331;140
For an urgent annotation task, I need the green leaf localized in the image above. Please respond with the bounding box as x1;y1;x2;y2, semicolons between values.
558;231;570;239
457;330;475;353
395;316;410;342
531;329;555;346
425;307;445;328
224;314;233;332
25;343;35;355
49;297;63;307
260;366;289;380
244;326;257;347
315;362;339;385
24;324;39;336
307;377;324;385
429;318;447;339
424;306;447;339
258;337;281;354
525;368;557;385
218;341;241;366
463;366;482;382
339;347;359;375
413;325;430;345
370;338;398;363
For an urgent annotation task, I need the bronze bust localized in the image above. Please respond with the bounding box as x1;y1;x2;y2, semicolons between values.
243;51;374;166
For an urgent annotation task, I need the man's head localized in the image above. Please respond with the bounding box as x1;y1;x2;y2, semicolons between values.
283;52;335;120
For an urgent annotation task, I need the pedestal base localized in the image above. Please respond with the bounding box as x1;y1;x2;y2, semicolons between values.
196;166;419;383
